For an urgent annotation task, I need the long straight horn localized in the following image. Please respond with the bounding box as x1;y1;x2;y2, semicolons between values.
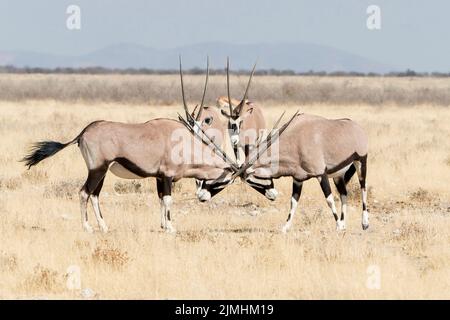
232;110;299;179
196;56;209;121
179;55;190;121
226;57;233;116
237;61;257;116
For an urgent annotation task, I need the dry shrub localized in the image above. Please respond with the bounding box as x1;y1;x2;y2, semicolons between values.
392;222;435;254
22;264;64;293
237;236;254;248
445;155;450;167
409;188;436;203
177;230;207;243
0;176;22;191
114;180;143;194
0;251;18;272
21;169;49;183
3;74;450;106
345;182;373;203
43;180;82;199
91;240;129;269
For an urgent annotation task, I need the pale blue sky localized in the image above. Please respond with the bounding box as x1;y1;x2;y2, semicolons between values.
1;0;449;71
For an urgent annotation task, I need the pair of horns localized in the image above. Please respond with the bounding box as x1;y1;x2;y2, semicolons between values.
227;57;257;118
179;56;209;124
179;56;256;121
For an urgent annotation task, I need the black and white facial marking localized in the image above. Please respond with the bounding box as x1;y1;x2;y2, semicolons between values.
228;117;242;147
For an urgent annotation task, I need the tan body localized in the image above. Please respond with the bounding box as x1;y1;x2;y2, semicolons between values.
245;113;369;232
23;118;233;234
250;114;367;180
81;119;230;182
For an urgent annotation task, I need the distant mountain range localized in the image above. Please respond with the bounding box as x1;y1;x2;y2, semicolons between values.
0;42;394;73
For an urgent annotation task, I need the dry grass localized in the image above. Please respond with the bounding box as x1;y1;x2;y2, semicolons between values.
1;74;450;106
0;75;450;299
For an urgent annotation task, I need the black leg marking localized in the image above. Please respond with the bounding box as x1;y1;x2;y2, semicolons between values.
359;155;368;211
82;166;108;195
156;178;163;199
319;175;339;221
344;164;356;184
286;179;303;222
319;175;332;198
162;177;173;221
333;177;347;221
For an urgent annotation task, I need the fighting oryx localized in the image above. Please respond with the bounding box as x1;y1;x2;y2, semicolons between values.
22;59;237;234
218;59;267;167
237;113;369;233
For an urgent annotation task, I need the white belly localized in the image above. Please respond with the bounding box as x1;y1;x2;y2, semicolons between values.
109;162;144;179
328;164;352;178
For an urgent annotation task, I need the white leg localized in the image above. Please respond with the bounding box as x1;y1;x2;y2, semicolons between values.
362;188;369;230
338;194;347;231
90;195;108;233
325;194;342;231
197;189;211;202
79;189;93;233
159;198;166;229
355;160;369;230
282;181;302;233
282;196;298;233
162;195;176;233
265;188;278;200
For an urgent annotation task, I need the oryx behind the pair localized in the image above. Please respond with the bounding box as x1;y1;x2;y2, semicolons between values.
218;59;266;167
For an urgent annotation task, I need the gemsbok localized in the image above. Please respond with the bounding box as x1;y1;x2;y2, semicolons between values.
236;113;369;233
22;59;238;234
218;59;267;168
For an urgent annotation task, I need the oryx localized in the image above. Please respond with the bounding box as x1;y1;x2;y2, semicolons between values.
218;59;266;167
237;113;369;233
22;59;237;234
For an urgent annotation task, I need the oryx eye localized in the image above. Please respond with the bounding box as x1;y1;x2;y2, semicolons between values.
203;117;213;126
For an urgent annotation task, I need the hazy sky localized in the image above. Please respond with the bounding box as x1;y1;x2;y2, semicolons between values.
1;0;449;71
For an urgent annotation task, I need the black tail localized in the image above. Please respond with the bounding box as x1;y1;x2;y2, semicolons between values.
21;140;75;169
21;121;104;169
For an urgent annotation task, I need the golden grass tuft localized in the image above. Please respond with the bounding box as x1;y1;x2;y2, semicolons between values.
91;240;130;270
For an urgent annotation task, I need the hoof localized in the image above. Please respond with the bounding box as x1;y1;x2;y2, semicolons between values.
99;224;109;234
265;188;278;201
281;224;290;234
83;223;94;234
336;220;346;232
165;226;176;234
362;211;369;230
197;189;211;202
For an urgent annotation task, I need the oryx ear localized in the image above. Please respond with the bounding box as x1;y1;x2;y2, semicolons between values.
239;107;253;120
221;109;231;118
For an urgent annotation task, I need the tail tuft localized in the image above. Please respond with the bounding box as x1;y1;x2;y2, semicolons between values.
21;141;69;169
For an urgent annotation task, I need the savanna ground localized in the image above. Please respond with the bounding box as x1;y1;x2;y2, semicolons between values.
0;74;449;299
